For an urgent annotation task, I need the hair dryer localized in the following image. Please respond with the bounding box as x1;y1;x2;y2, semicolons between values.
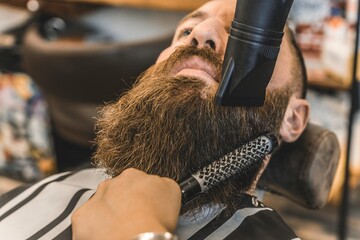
215;0;294;107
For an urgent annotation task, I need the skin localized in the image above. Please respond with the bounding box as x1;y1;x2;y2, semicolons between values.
72;0;310;239
72;168;181;240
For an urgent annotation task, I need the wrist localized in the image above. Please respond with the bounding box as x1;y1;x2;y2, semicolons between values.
120;216;169;239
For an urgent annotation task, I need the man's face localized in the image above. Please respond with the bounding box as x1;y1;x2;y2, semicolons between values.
94;0;294;211
157;0;293;93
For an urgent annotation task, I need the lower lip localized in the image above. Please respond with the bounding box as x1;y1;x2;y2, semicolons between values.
175;68;217;86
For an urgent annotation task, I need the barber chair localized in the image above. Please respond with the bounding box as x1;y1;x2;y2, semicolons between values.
21;6;340;208
260;123;340;209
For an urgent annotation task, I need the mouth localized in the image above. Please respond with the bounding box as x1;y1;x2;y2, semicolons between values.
170;56;219;86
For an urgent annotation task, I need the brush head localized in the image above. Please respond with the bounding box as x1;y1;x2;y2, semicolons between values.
193;134;278;192
180;134;278;206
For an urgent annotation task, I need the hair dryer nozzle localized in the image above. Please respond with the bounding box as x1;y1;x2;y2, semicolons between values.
215;0;294;107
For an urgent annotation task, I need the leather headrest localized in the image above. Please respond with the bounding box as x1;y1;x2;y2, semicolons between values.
259;123;340;209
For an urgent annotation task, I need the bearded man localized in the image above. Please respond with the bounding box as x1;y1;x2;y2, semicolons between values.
0;0;309;239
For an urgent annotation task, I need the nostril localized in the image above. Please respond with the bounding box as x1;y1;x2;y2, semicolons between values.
205;40;216;50
191;38;199;47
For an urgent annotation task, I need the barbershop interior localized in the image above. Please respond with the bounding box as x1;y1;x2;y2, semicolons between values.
1;0;360;239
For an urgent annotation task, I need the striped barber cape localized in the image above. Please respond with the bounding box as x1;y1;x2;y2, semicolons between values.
0;169;300;240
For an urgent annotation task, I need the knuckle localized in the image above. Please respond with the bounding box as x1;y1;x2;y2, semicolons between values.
121;168;139;177
162;178;181;193
71;209;82;224
121;168;133;174
97;180;109;190
164;177;179;188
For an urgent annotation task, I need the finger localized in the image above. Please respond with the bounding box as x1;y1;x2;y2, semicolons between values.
161;177;181;197
116;168;148;184
91;179;110;200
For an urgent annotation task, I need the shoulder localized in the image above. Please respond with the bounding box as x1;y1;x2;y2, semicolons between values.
0;168;107;206
227;196;299;240
0;168;108;240
177;195;299;240
229;205;299;240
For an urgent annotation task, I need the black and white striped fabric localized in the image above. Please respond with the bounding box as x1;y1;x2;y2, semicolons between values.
0;169;300;240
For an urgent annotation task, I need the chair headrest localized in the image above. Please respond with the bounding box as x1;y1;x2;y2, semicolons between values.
259;123;340;209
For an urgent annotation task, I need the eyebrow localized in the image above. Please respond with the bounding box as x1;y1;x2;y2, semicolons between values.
177;11;207;26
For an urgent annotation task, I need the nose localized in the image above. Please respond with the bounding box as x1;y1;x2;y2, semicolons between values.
186;20;223;52
190;38;216;50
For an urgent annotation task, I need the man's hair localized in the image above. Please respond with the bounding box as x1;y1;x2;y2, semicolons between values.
285;26;307;99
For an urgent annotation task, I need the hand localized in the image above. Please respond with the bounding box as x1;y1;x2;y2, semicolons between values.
72;168;181;240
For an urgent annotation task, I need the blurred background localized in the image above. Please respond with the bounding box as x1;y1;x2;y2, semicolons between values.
0;0;359;239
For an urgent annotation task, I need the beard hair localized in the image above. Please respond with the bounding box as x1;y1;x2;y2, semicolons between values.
93;46;290;214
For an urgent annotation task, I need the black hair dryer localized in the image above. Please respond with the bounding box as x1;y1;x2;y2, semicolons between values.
215;0;294;107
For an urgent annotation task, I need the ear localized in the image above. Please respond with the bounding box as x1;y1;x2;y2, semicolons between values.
279;96;310;143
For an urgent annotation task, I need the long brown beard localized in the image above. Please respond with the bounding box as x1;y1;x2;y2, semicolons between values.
93;46;290;213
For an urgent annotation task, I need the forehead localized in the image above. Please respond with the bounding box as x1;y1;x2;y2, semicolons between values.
179;0;235;26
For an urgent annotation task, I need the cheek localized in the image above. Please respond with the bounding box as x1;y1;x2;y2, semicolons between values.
268;56;291;90
156;42;181;63
157;39;190;63
221;37;229;58
156;47;173;63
